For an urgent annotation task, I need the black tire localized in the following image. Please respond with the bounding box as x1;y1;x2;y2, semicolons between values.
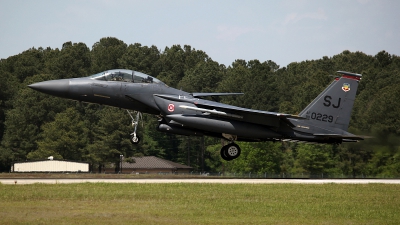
130;135;140;145
220;143;241;161
225;143;241;159
220;145;231;161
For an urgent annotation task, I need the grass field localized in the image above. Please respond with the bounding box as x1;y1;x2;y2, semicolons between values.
0;183;399;224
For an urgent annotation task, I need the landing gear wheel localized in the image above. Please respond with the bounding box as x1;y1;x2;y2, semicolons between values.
225;143;241;160
127;110;142;145
130;134;140;145
220;145;231;161
226;143;240;158
220;143;241;161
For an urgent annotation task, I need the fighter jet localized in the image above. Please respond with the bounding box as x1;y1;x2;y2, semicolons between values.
29;70;364;161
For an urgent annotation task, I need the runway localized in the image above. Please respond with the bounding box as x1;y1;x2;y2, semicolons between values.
1;178;400;185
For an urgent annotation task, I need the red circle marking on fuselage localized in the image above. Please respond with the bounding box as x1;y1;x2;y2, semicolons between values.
168;104;175;112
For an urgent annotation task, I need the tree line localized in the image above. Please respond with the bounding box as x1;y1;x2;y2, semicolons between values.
0;37;399;177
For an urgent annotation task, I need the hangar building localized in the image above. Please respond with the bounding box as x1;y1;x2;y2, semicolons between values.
12;159;89;173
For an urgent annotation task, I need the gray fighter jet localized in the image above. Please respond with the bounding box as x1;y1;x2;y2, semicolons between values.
29;70;364;161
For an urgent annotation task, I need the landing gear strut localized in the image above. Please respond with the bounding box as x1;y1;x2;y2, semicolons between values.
220;143;241;161
127;110;142;144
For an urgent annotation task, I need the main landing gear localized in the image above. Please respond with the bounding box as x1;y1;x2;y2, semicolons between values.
220;143;241;161
220;134;241;161
127;110;142;145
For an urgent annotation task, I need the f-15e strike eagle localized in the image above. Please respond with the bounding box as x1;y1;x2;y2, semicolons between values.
29;70;364;161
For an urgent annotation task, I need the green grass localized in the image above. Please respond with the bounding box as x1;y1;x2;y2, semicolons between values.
0;183;399;224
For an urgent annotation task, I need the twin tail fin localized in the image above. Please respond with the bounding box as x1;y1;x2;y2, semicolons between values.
299;71;362;131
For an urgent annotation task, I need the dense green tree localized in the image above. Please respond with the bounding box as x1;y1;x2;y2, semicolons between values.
1;74;71;163
91;37;127;73
118;43;161;76
44;42;91;79
28;107;89;160
0;71;19;143
351;52;400;135
367;145;400;178
293;144;340;175
2;48;45;82
356;133;400;177
223;142;283;174
156;45;210;88
375;50;392;68
275;61;331;114
216;60;252;107
336;138;374;178
0;49;54;170
217;59;280;111
279;143;296;174
331;50;375;76
177;60;224;93
85;107;136;172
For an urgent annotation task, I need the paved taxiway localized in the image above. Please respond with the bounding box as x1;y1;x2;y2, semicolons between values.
1;179;400;185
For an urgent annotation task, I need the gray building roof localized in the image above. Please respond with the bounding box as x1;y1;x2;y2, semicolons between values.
121;156;192;169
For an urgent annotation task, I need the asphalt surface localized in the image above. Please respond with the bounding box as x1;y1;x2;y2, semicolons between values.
1;179;400;185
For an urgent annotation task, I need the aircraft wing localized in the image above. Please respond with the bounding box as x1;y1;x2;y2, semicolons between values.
154;94;304;127
191;93;243;98
189;101;304;127
193;101;303;119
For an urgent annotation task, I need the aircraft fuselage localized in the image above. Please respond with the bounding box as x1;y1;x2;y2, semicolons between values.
28;69;364;161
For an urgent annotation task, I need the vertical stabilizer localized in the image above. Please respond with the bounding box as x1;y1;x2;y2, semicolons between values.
299;71;362;131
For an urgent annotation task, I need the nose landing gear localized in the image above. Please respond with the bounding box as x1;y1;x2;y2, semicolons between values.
127;110;142;144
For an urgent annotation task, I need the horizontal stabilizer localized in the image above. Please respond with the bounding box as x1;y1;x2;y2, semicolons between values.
313;133;365;140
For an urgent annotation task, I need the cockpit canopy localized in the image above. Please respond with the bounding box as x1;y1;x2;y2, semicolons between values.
89;69;165;85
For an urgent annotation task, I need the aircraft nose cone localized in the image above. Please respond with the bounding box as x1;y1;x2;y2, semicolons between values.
28;79;70;97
